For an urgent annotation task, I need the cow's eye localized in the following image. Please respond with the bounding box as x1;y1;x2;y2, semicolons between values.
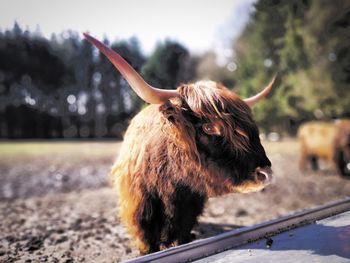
202;123;221;136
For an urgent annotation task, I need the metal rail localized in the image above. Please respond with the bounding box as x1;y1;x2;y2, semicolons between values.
124;197;350;263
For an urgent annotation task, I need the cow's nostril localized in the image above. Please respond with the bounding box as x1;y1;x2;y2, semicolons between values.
254;166;272;185
257;171;268;182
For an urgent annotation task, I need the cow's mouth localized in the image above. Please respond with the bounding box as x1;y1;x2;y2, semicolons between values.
234;166;273;194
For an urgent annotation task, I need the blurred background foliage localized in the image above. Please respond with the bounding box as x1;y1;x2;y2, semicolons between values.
232;0;350;134
0;0;349;139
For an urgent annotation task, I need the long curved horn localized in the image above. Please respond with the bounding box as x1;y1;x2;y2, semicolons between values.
244;75;277;107
83;33;178;104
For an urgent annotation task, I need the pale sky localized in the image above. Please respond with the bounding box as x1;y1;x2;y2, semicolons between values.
0;0;256;55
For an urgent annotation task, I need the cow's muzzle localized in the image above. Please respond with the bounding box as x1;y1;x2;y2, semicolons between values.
253;166;273;186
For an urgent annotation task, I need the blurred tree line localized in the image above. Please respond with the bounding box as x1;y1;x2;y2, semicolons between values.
231;0;350;134
0;24;196;139
0;0;349;139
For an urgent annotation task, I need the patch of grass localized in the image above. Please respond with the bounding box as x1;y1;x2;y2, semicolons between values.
0;141;122;158
263;139;299;155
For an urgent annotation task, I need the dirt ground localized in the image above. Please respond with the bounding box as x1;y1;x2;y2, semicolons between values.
0;140;350;262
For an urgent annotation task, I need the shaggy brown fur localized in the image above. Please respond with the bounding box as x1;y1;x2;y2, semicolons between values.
111;81;272;254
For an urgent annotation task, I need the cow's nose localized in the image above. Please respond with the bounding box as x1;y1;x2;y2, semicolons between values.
254;166;272;185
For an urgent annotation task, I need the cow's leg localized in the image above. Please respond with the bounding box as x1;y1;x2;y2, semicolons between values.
309;156;319;171
177;195;204;245
135;193;165;254
335;149;347;176
119;189;164;255
161;184;206;247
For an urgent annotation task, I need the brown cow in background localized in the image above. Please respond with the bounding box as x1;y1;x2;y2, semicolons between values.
298;120;350;176
84;33;276;254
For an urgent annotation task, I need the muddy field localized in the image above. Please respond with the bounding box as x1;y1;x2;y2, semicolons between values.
0;140;349;262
